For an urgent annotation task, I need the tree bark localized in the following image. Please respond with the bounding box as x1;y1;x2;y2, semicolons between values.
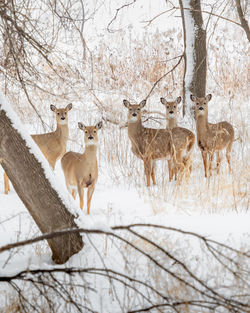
0;107;84;264
235;0;250;42
180;0;207;116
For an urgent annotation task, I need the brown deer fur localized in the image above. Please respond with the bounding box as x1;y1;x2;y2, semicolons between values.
3;103;72;194
123;99;190;186
61;122;102;214
160;96;195;182
190;94;234;177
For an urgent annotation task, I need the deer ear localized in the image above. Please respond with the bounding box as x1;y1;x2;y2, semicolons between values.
176;96;182;104
96;121;103;129
66;103;72;111
123;99;130;108
78;122;85;130
190;95;196;102
205;94;212;101
139;100;146;108
50;104;56;112
160;97;166;105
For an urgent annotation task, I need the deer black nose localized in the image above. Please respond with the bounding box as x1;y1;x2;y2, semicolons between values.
199;107;204;111
61;117;65;120
169;111;174;114
132;113;137;117
88;136;94;140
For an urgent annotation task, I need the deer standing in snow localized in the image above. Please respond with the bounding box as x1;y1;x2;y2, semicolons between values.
3;103;72;194
61;121;102;214
123;99;191;186
31;103;72;169
160;96;195;181
190;94;234;177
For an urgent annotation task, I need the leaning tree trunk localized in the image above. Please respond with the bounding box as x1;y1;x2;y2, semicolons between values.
179;0;207;116
0;99;84;264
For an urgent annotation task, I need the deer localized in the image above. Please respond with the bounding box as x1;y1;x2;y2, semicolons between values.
2;103;72;194
31;103;72;169
160;96;195;182
123;99;191;186
61;121;102;214
190;94;234;177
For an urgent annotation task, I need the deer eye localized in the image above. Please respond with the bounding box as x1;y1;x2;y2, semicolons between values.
93;130;96;133
85;130;88;133
173;106;176;109
57;112;60;115
166;106;169;109
203;102;206;105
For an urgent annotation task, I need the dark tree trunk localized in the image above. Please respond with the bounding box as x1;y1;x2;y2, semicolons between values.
179;0;207;116
0;107;84;264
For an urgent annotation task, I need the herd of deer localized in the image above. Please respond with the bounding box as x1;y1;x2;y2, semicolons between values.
2;94;234;214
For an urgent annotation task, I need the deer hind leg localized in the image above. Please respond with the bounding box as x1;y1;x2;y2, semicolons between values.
226;142;233;173
87;184;95;215
168;160;173;182
183;155;192;182
216;151;221;174
77;182;84;210
201;151;208;178
4;172;10;194
151;160;156;185
144;159;152;187
72;189;76;200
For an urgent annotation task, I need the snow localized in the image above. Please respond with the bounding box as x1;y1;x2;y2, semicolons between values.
0;0;249;311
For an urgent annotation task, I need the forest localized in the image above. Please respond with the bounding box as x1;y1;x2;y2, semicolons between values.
0;0;249;312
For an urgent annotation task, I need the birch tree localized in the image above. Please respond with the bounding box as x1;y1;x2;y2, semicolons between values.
179;0;207;117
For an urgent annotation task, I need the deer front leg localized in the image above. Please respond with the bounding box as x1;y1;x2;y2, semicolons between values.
144;158;152;187
208;152;214;177
87;184;95;215
201;151;208;178
176;150;185;184
77;182;84;210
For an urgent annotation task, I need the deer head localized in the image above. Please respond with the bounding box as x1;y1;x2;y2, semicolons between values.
190;94;212;117
50;103;73;125
160;96;181;119
123;99;146;123
78;121;103;146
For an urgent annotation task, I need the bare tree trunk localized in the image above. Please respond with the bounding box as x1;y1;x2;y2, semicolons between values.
179;0;207;116
235;0;250;42
0;107;84;264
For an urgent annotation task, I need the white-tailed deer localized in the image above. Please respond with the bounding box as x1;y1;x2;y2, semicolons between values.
31;103;72;169
160;96;195;181
190;94;234;177
2;103;72;194
61;121;102;214
123;99;190;186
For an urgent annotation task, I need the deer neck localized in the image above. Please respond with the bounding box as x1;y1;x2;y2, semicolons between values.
83;144;97;158
196;112;208;139
166;117;177;129
127;117;143;141
55;123;69;143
